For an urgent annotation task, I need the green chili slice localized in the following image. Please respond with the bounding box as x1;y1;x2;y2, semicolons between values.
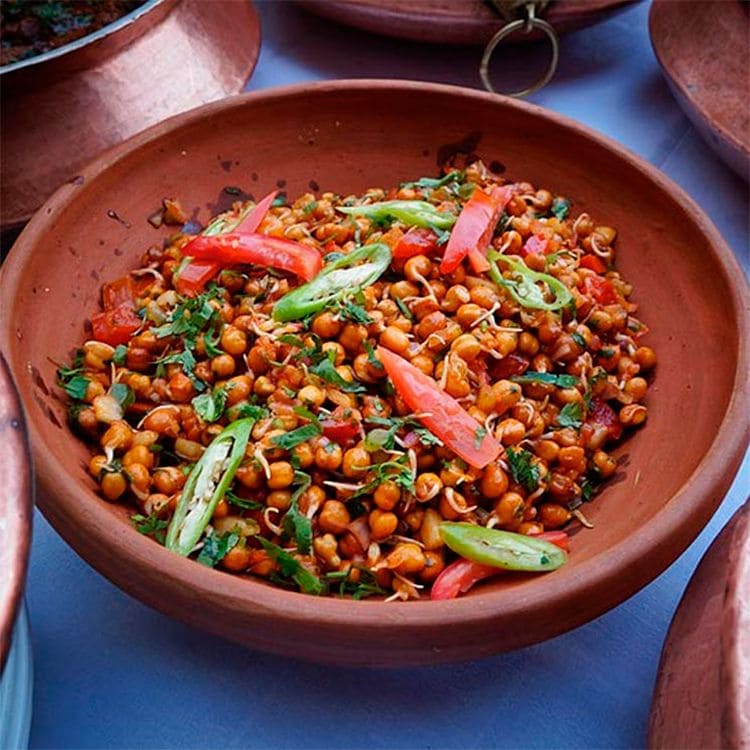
272;243;391;322
439;522;567;572
337;200;456;230
165;418;254;556
488;251;573;312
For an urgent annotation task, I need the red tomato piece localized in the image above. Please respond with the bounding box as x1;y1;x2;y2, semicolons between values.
440;185;512;275
174;260;220;297
321;419;360;445
588;398;623;441
579;254;607;273
584;275;618;305
183;233;323;282
393;228;439;260
430;558;501;600
235;189;279;234
377;347;500;469
90;305;141;346
101;277;135;310
489;353;529;380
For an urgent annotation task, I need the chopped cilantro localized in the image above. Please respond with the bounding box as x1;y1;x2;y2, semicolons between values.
281;471;313;554
337;300;373;324
506;447;541;493
309;352;365;393
109;383;134;410
196;531;240;567
131;512;169;544
62;374;90;400
233;403;270;422
112;344;128;365
395;296;413;320
272;423;322;450
192;386;228;423
551;197;571;221
258;537;324;595
224;490;263;511
363;341;383;371
571;332;587;348
511;372;578;388
473;425;487;450
557;402;584;429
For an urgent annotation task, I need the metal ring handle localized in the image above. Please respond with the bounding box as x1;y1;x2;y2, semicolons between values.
480;15;559;98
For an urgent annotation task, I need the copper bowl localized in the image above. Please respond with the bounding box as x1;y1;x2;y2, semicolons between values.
0;0;261;233
1;81;748;666
0;354;33;671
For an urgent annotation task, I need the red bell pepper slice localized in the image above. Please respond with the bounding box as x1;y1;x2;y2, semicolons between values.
431;531;570;599
182;233;323;283
579;254;607;274
175;190;279;296
321;418;360;445
440;185;512;275
377;347;500;469
588;398;623;441
393;228;439;260
521;235;550;258
583;275;619;305
91;305;141;346
431;558;500;600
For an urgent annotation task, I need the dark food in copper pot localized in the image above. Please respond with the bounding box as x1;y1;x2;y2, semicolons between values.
1;0;145;66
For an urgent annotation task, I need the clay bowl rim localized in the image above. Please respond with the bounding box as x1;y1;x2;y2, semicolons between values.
0;0;167;76
648;0;750;163
0;354;33;672
3;80;749;639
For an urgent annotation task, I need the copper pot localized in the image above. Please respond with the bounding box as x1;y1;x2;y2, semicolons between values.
0;0;261;233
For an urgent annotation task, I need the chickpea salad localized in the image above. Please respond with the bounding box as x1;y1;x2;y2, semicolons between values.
58;162;655;601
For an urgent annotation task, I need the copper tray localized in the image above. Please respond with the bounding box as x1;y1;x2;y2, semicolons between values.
0;353;32;671
297;0;633;45
0;0;261;233
649;502;750;748
649;0;749;180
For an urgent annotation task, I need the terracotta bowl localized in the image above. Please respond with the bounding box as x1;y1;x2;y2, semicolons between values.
1;81;748;666
649;501;750;748
0;0;261;233
0;354;33;671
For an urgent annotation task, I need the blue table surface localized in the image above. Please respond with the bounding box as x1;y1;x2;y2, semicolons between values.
25;2;749;748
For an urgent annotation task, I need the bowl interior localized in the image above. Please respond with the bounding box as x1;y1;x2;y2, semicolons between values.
1;82;746;663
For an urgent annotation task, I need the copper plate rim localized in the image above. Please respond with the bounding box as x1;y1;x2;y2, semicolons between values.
648;0;750;165
2;80;749;644
0;0;166;75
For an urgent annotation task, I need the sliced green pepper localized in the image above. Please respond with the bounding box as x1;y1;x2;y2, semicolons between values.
439;522;567;572
488;251;573;312
272;243;391;322
337;200;456;230
165;418;254;556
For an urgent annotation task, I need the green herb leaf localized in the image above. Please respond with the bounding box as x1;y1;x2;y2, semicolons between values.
272;423;322;450
281;471;313;554
363;341;383;371
109;383;134;409
401;171;464;190
224;490;264;511
196;531;240;567
511;372;579;388
257;537;324;595
112;345;128;365
473;425;487;450
557;402;583;429
506;447;541;493
63;374;90;400
234;403;270;422
395;296;413;320
337;300;373;324
551;197;571;221
309;352;365;393
192;386;228;423
131;512;169;544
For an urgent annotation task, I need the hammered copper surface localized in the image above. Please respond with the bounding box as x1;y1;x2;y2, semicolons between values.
0;354;33;671
1;81;748;666
649;503;750;749
0;0;260;232
649;0;750;180
297;0;633;44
